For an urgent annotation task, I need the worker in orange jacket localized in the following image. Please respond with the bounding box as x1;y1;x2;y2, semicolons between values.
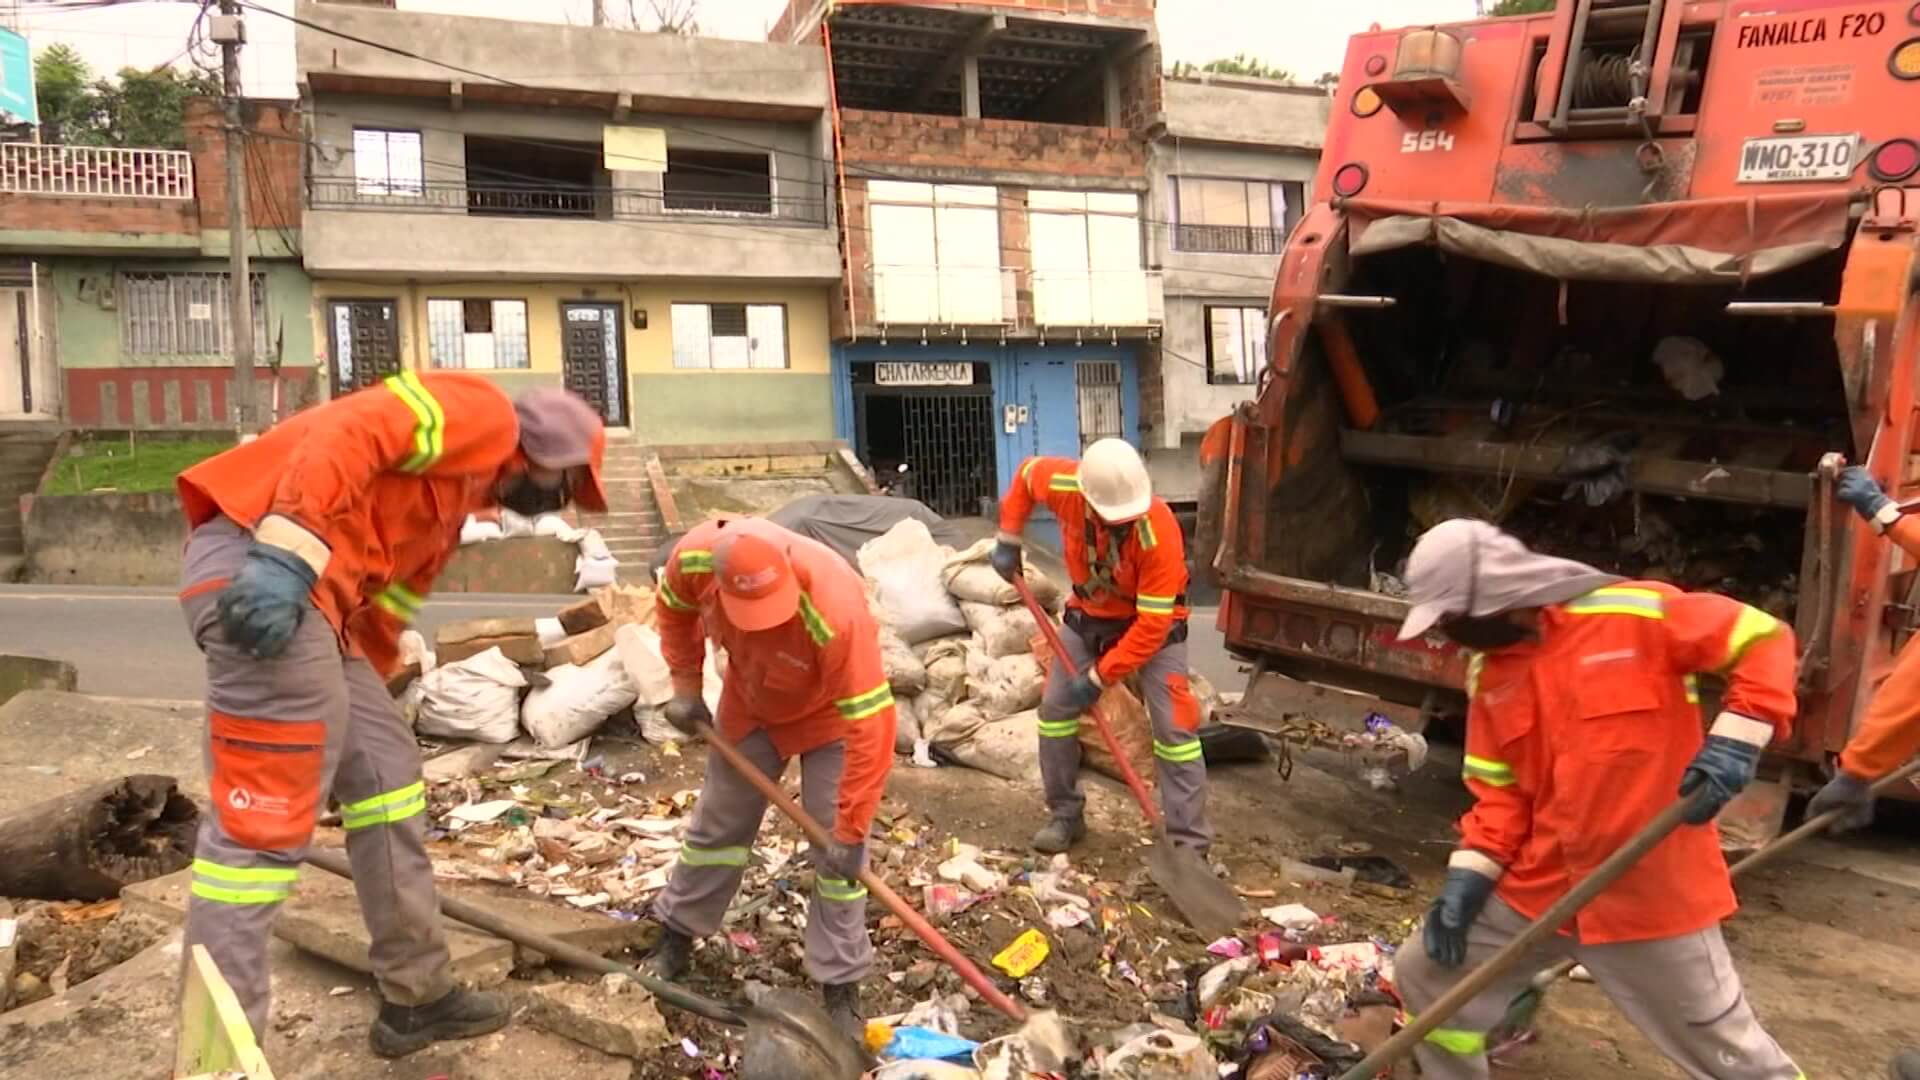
1390;519;1803;1080
1818;467;1920;1079
642;517;897;1037
175;373;607;1057
990;438;1210;855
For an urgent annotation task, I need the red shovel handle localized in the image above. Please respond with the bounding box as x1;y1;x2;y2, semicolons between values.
696;721;1027;1022
1012;576;1163;827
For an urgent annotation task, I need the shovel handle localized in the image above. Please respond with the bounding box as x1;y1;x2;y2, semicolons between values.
1336;793;1701;1080
302;847;746;1027
1521;756;1920;993
695;721;1028;1022
1012;576;1163;826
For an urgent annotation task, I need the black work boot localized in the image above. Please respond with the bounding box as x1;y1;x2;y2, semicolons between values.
1031;814;1087;855
369;987;509;1058
638;926;694;981
1890;1049;1920;1080
820;980;864;1041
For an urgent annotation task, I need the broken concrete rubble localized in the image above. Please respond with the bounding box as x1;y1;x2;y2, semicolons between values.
518;975;673;1058
437;617;547;666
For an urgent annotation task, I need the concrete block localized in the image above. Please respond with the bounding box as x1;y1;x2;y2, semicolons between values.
0;654;77;705
520;978;672;1058
438;618;545;666
545;622;618;668
0;692;204;814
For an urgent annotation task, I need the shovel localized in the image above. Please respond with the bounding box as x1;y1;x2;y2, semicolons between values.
1012;576;1246;939
302;847;872;1080
1495;755;1920;1038
1335;792;1704;1080
691;717;1031;1023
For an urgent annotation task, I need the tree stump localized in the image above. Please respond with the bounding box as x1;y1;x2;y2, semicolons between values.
0;774;198;901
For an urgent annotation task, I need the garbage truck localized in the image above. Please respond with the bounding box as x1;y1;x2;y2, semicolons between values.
1196;0;1920;808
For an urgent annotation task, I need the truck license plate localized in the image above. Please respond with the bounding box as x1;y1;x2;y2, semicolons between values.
1736;134;1858;183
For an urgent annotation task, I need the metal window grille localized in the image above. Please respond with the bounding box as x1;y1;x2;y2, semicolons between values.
897;392;999;518
426;298;530;369
1075;361;1124;448
120;272;269;358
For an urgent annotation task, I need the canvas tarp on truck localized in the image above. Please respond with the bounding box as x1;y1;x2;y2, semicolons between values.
768;494;974;567
1342;190;1854;284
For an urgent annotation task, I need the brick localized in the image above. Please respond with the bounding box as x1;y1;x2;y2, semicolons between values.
558;597;612;636
438;617;546;666
545;621;619;668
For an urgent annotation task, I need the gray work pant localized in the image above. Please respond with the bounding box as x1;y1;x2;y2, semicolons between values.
651;728;872;985
179;519;452;1038
1395;897;1802;1080
1036;626;1213;851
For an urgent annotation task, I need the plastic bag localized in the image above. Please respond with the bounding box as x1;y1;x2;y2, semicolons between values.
1101;1029;1214;1080
959;602;1038;658
940;539;1064;608
882;626;930;695
397;629;435;674
858;520;967;644
973;653;1044;719
459;515;505;545
533;513;583;539
415;647;527;743
534;617;568;646
578;528;612;561
522;649;639;747
498;509;537;538
574;553;620;592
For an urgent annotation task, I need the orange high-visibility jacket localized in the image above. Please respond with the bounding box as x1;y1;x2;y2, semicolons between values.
1458;582;1796;944
1838;514;1920;779
178;373;521;674
998;456;1189;685
656;518;897;844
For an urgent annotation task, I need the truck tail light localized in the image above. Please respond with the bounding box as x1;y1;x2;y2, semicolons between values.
1332;163;1370;198
1352;86;1384;117
1870;138;1920;182
1892;37;1920;79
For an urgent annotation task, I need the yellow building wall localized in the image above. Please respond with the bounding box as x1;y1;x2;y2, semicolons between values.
308;280;835;443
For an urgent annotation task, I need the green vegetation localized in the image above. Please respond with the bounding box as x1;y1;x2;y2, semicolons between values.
44;436;233;495
1487;0;1557;15
34;44;221;148
1170;54;1296;82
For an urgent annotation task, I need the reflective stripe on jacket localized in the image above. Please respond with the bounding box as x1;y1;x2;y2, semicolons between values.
655;517;897;844
1837;515;1920;779
997;455;1189;684
1459;582;1796;944
178;372;520;673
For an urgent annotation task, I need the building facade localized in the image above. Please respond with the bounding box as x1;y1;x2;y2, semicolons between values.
1142;74;1327;505
295;0;843;443
774;0;1163;519
0;98;313;427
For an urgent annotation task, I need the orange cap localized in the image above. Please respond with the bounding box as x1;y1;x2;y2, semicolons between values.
712;529;799;632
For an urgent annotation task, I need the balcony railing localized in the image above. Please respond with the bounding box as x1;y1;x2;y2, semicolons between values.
0;142;194;200
308;177;830;225
1032;269;1164;327
1170;223;1292;256
872;265;1017;326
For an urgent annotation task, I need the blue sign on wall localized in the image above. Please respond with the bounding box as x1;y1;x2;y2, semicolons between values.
0;30;36;125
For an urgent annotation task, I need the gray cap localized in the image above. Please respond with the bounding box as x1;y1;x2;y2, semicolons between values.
513;388;608;512
1396;519;1621;640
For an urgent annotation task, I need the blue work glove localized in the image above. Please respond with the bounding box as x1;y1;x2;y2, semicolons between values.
1062;671;1103;714
1423;864;1497;968
216;542;318;660
814;839;866;883
990;539;1024;584
1678;728;1764;825
1837;466;1893;521
663;695;712;737
1806;771;1875;832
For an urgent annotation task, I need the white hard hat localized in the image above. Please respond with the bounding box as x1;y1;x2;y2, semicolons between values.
1080;438;1152;521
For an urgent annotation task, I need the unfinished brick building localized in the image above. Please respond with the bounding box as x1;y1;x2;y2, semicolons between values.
774;0;1162;529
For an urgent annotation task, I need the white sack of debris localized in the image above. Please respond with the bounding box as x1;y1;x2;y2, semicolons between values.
574;552;621;592
938;711;1042;782
881;625;930;694
522;649;640;748
974;653;1045;718
960;601;1038;658
941;539;1065;609
858;519;968;643
414;646;527;743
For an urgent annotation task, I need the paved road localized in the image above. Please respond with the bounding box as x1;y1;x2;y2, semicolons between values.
0;584;1248;702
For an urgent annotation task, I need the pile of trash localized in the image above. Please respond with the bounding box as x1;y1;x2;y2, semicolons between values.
398;582;724;763
458;507;622;592
857;520;1206;786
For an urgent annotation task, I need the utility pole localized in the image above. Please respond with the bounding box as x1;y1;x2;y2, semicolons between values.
215;1;255;432
592;0;607;27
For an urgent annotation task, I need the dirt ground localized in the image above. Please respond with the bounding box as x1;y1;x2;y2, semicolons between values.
408;723;1920;1079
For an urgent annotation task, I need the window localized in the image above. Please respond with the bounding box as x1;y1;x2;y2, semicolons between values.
120;272;269;358
867;181;1004;324
1172;178;1305;254
352;128;423;197
663;148;773;215
671;302;787;370
1205;306;1268;385
1028;190;1151;326
465;135;604;218
426;298;529;370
